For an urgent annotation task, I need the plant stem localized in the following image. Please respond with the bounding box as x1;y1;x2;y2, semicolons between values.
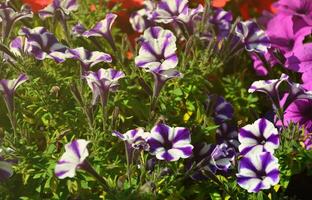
81;161;115;197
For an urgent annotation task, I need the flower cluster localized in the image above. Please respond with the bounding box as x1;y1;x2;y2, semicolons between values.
237;118;280;192
113;123;194;162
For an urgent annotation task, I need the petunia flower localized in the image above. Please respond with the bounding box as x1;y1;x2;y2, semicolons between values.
285;43;312;73
235;20;271;53
147;123;193;162
55;139;90;179
186;142;236;180
283;99;312;132
216;123;240;150
38;0;78;20
129;0;155;33
112;128;150;151
9;36;31;57
239;118;280;155
205;95;234;125
0;148;14;182
209;9;233;39
152;69;182;98
274;0;312;25
248;73;289;108
67;47;112;74
84;68;125;106
19;27;69;63
212;0;230;8
0;3;33;41
22;0;52;12
0;74;28;114
237;152;280;193
135;26;178;72
82;13;118;50
152;0;189;24
250;50;277;76
178;4;204;35
266;14;312;53
72;23;87;37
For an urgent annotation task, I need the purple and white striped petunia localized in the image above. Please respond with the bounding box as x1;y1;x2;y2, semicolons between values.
129;0;156;33
237;152;280;193
235;20;271;53
67;47;112;73
0;147;14;182
9;36;30;56
19;27;69;63
206;95;234;125
152;0;189;24
147;123;193;162
54;139;90;179
135;26;178;72
0;74;28;114
239;118;279;155
212;96;234;124
178;4;203;35
0;158;13;182
152;69;182;98
82;13;117;50
71;23;87;36
186;142;235;180
112;128;150;151
210;9;233;39
84;68;125;106
216;123;240;150
0;3;33;39
248;73;289;101
38;0;78;20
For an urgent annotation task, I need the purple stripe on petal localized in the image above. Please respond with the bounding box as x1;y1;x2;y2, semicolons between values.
258;118;267;135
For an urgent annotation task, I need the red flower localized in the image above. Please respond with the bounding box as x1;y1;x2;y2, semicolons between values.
107;0;144;47
239;0;276;19
212;0;230;8
189;0;230;8
22;0;53;12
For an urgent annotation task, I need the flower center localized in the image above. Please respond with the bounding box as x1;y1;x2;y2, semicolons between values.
163;140;173;150
257;136;266;145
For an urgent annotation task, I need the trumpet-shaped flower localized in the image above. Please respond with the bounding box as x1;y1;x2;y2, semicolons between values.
54;139;90;179
235;20;271;53
135;26;178;72
206;95;234;124
38;0;78;19
0;74;28;114
186;142;235;180
249;73;289;95
9;36;30;56
0;159;13;182
152;69;182;98
237;152;280;193
129;0;155;33
84;68;125;106
147;123;193;162
0;3;33;39
283;99;312;132
275;0;312;25
210;9;233;39
82;13;118;50
72;23;87;36
153;0;189;24
67;47;112;73
216;123;239;150
239;118;279;155
19;27;69;62
113;128;150;151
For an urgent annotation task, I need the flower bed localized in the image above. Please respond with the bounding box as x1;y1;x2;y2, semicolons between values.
0;0;312;199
